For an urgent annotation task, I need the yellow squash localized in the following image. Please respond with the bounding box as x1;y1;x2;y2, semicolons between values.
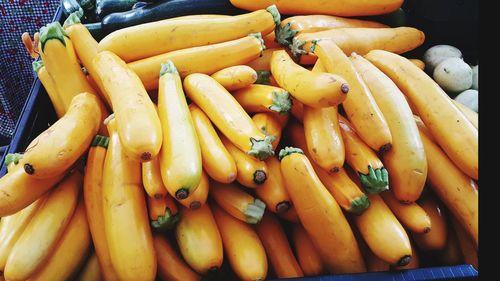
209;181;266;224
232;84;292;115
310;40;392;152
98;6;280;62
270;50;349;108
279;147;366;274
211;65;258;91
32;61;65;118
211;203;268;281
350;53;427;203
28;200;91;281
0;197;46;271
102;116;157;281
252;112;287;150
255;155;293;214
93;51;162;162
129;34;266;91
4;171;82;281
175;204;224;274
21;92;102;178
184;73;274;160
366;50;478;180
158;61;202;200
189;104;237;183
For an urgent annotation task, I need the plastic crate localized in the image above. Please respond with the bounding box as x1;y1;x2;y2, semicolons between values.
0;5;479;281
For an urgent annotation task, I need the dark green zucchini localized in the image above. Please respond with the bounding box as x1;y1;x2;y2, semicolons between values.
84;22;107;42
61;0;84;17
101;0;247;35
95;0;140;21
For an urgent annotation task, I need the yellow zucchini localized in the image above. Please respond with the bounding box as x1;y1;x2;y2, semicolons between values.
184;73;274;160
93;51;162;162
21;92;102;178
189;104;237;184
158;61;202;200
4;171;82;281
129;33;266;91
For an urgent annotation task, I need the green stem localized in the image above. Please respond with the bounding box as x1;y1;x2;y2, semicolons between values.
39;22;69;52
266;5;281;27
63;11;83;29
269;91;292;115
359;166;389;194
249;32;266;56
4;153;23;167
278;147;304;161
275;22;298;47
32;60;44;74
91;135;109;148
247;136;275;161
255;70;271;85
151;208;180;232
309;39;320;54
348;195;370;215
244;199;266;224
290;37;308;58
160;60;178;76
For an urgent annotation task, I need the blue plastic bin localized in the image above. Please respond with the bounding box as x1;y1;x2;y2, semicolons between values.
0;5;479;281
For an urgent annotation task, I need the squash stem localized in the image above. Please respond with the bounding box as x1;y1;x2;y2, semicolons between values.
39;22;69;52
269;91;292;115
278;146;304;161
359;166;389;194
248;136;275;161
244;199;266;224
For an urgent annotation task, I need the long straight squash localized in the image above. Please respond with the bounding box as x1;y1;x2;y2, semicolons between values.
83;135;119;281
292;27;424;59
63;12;110;107
153;235;202;281
350;53;427;203
270;50;349;108
98;6;280;62
158;61;202;200
38;22;104;113
209;181;266;224
366;50;478;180
277;15;388;46
0;198;45;271
287;121;369;214
175;204;224;274
28;200;91;281
102;116;156;281
229;0;403;16
93;51;162;162
291;224;325;276
21;92;101;178
4;171;82;281
129;33;266;91
211;203;268;281
255;212;304;278
255;155;293;214
184;73;274;160
311;40;391;152
352;193;412;267
417;121;478;248
32;61;65;118
338;115;389;193
279;147;366;274
189;104;237;184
